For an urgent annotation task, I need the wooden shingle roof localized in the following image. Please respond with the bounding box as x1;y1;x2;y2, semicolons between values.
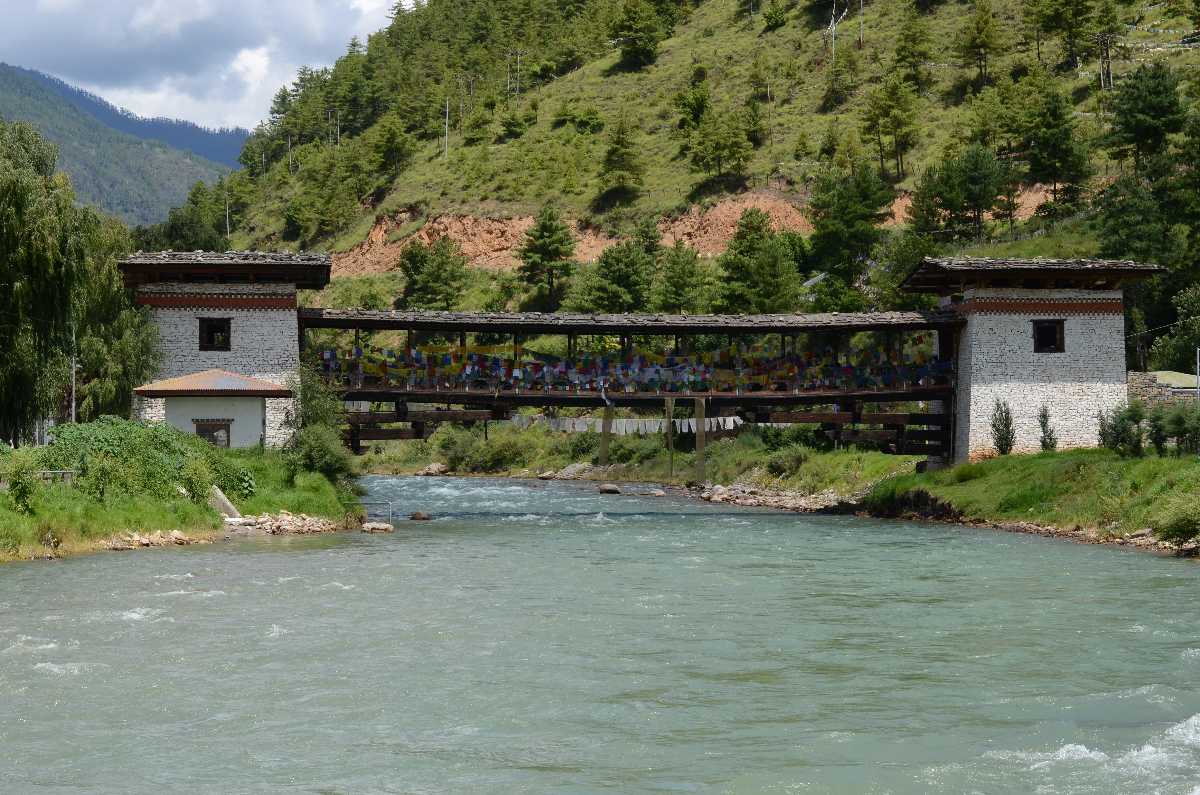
298;308;962;335
119;250;331;290
903;256;1163;292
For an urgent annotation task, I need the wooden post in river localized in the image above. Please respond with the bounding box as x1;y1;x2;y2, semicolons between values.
665;397;675;478
693;397;706;484
599;405;615;466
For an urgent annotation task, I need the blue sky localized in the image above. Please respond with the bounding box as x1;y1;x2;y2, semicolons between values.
2;0;395;129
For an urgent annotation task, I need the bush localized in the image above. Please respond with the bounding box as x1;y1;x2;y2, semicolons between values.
285;425;353;483
432;425;481;472
759;424;833;452
603;435;662;466
1098;402;1147;457
1148;406;1169;457
4;447;41;515
991;400;1016;455
1038;405;1058;452
78;452;124;502
207;455;257;499
766;444;809;476
1151;494;1200;547
564;431;600;461
179;458;214;504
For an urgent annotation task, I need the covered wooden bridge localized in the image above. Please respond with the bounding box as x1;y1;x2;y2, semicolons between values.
299;307;962;469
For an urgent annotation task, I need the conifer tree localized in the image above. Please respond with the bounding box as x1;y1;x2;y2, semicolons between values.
1093;0;1122;90
567;241;654;313
650;240;705;314
763;0;788;30
517;205;576;305
598;112;646;198
957;0;1005;88
894;3;933;88
1044;0;1094;67
612;0;664;69
1108;63;1185;168
715;209;800;314
956;143;1004;239
1021;0;1051;62
1024;80;1091;202
397;237;468;311
690;111;753;179
808;162;895;280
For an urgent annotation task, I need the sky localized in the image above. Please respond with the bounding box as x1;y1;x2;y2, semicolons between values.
1;0;396;130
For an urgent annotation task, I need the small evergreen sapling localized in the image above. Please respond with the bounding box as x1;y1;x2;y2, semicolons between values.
1148;405;1169;457
991;399;1016;455
1038;404;1057;452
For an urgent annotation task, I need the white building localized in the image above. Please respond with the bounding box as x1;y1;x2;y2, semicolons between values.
121;251;331;448
904;257;1163;461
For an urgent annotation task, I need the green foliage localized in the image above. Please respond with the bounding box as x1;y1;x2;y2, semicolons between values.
285;424;353;483
518;205;577;308
612;0;665;69
287;362;347;431
766;444;810;476
990;399;1016;455
956;0;1005;87
807;163;895;282
567;240;654;313
894;3;933;88
1148;405;1169;457
861;74;919;178
1098;402;1147;457
1023;76;1091;202
397;237;469;311
1107;63;1185;168
598;112;646;199
650;240;706;313
4;448;41;515
714;208;801;314
762;0;787;30
689;110;753;178
1038;405;1058;452
1150;494;1200;546
179;458;214;504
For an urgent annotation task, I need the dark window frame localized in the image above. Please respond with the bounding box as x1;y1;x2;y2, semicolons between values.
199;317;232;352
194;419;232;448
1032;319;1066;354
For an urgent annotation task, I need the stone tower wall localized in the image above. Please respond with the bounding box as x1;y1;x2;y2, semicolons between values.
954;287;1128;461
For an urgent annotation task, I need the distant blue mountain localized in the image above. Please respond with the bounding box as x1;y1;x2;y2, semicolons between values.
9;64;249;168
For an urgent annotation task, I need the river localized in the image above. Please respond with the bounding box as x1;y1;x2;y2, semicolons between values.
2;477;1199;793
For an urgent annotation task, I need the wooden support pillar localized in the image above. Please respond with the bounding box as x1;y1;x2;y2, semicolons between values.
665;397;675;478
599;405;615;466
693;397;707;484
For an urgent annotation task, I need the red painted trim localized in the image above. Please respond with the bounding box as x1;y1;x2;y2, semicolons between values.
136;294;297;310
960;299;1124;315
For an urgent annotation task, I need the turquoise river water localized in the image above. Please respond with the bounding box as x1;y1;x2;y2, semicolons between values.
2;477;1200;793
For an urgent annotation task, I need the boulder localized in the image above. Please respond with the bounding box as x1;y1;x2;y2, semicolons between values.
417;463;449;476
646;489;667;497
410;511;433;521
537;471;557;480
208;485;241;519
555;462;593;480
362;522;395;534
598;483;622;495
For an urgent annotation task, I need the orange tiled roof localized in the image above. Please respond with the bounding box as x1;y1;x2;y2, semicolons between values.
134;369;291;398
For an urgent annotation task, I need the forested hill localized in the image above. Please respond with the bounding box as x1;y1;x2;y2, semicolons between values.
16;65;249;168
0;64;231;225
209;0;1200;253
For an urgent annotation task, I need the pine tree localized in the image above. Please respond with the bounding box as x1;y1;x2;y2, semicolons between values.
1038;405;1058;451
612;0;664;69
1024;80;1091;203
1093;0;1122;90
894;3;933;89
567;240;654;313
957;0;1005;89
956;143;1004;239
714;209;800;314
991;399;1016;455
763;0;788;30
650;240;704;313
598;112;646;197
689;111;753;178
518;205;577;306
372;113;416;177
808;162;896;280
1021;0;1051;62
397;237;468;311
1108;63;1185;169
862;75;918;178
1044;0;1094;68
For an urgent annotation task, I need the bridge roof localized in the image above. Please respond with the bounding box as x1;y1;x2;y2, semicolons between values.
120;250;331;290
298;308;962;335
903;256;1163;293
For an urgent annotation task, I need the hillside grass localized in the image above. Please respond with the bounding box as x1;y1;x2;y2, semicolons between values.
236;0;1200;252
864;448;1200;536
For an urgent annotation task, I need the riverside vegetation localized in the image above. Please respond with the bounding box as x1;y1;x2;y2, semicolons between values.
0;418;361;563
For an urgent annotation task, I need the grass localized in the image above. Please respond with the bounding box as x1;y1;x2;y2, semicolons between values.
863;448;1200;537
0;447;354;563
359;421;917;493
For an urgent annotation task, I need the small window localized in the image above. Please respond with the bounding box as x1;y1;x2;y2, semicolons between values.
194;420;231;448
199;318;231;352
1032;319;1065;353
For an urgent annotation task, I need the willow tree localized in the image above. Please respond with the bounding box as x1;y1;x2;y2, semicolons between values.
0;121;88;443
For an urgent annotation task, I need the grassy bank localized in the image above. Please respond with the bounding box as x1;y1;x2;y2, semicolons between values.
0;419;358;562
864;449;1200;542
359;421;916;495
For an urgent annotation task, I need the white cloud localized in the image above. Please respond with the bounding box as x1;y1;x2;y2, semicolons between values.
1;0;395;129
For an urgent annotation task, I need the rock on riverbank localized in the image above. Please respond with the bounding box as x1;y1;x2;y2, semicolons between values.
105;531;212;551
699;484;848;512
224;512;341;537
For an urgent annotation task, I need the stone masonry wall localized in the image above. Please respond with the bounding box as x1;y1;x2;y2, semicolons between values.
955;288;1127;461
133;283;299;446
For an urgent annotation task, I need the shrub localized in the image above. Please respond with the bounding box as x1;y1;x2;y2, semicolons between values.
207;455;257;499
766;444;809;476
179;458;214;504
78;452;124;502
4;447;41;515
564;431;600;461
1038;405;1058;452
991;399;1016;455
463;436;528;473
1151;494;1200;547
759;424;833;452
285;425;353;483
603;435;662;465
1098;402;1147;457
950;462;987;483
432;425;481;472
1148;406;1169;457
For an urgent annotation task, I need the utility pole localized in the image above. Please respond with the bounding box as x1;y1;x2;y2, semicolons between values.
69;321;76;424
1195;346;1199;402
224;191;231;238
859;0;864;47
444;97;450;160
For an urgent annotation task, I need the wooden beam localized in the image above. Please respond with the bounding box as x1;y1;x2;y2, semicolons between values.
599;405;614;466
838;429;899;443
345;409;500;425
694;397;707;483
860;412;947;426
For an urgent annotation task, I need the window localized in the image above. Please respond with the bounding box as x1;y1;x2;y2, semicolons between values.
199;318;231;351
194;420;232;448
1032;319;1065;353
